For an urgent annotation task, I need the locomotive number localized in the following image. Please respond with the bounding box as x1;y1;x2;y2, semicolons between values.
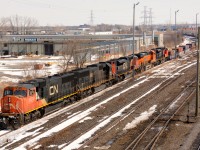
49;85;59;96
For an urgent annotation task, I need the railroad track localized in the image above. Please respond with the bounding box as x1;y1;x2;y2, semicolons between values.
125;78;196;150
0;50;197;149
75;57;196;149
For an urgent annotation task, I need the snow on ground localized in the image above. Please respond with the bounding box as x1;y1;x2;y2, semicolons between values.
0;56;63;86
33;145;42;149
94;145;110;149
180;38;190;45
47;145;57;148
150;60;195;79
0;120;48;146
166;93;185;112
0;55;99;85
12;78;150;150
57;60;197;149
9;127;43;144
44;56;65;60
0;76;147;147
79;117;93;123
62;83;161;150
123;105;157;130
0;130;9;136
0;76;20;83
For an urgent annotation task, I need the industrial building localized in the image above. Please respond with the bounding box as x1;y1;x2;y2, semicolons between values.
0;34;163;57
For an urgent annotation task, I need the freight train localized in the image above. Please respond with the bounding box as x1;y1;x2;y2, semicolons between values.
0;47;183;129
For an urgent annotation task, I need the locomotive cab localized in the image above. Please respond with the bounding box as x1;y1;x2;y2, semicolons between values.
1;84;36;115
1;83;47;119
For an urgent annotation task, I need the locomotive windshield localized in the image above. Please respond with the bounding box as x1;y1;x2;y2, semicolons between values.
13;90;27;97
4;89;27;97
4;90;13;96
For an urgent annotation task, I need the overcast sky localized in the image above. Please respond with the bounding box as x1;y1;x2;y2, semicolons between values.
1;0;199;26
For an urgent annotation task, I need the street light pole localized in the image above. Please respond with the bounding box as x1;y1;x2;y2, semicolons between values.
175;10;179;51
132;2;139;77
196;13;199;38
196;27;200;117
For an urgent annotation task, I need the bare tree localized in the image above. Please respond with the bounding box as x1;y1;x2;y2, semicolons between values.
21;16;38;34
73;40;92;68
59;40;93;72
0;17;9;33
119;41;127;57
59;40;77;72
22;62;48;81
0;17;10;56
73;49;89;68
8;15;38;34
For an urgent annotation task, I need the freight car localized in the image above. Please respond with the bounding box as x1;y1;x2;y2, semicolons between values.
0;47;176;130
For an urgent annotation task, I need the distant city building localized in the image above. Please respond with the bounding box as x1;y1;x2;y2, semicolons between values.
89;31;113;35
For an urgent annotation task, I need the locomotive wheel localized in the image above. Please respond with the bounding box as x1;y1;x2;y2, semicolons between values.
24;114;32;124
9;118;21;130
30;112;37;121
105;81;112;87
39;109;45;118
0;122;7;130
63;99;70;107
81;91;87;98
121;75;125;81
91;87;95;94
77;93;82;100
29;113;34;122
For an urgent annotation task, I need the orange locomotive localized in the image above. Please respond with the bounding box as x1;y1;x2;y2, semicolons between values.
1;84;47;129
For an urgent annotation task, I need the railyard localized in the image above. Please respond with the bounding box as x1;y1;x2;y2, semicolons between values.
0;50;199;149
0;0;200;149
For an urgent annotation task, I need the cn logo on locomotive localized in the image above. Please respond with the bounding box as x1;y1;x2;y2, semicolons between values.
49;85;59;96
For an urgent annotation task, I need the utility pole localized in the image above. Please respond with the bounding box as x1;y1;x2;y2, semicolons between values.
196;13;199;38
196;27;200;117
175;10;179;50
170;8;172;31
132;2;139;77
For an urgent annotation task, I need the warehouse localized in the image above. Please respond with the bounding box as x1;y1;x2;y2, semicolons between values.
0;34;163;56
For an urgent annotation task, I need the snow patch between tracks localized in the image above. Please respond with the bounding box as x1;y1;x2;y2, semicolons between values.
79;117;93;123
123;105;157;130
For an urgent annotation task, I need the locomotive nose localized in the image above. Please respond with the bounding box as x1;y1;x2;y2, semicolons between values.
2;97;11;112
1;96;22;114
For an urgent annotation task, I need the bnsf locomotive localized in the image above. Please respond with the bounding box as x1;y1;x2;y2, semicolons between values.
0;48;170;129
